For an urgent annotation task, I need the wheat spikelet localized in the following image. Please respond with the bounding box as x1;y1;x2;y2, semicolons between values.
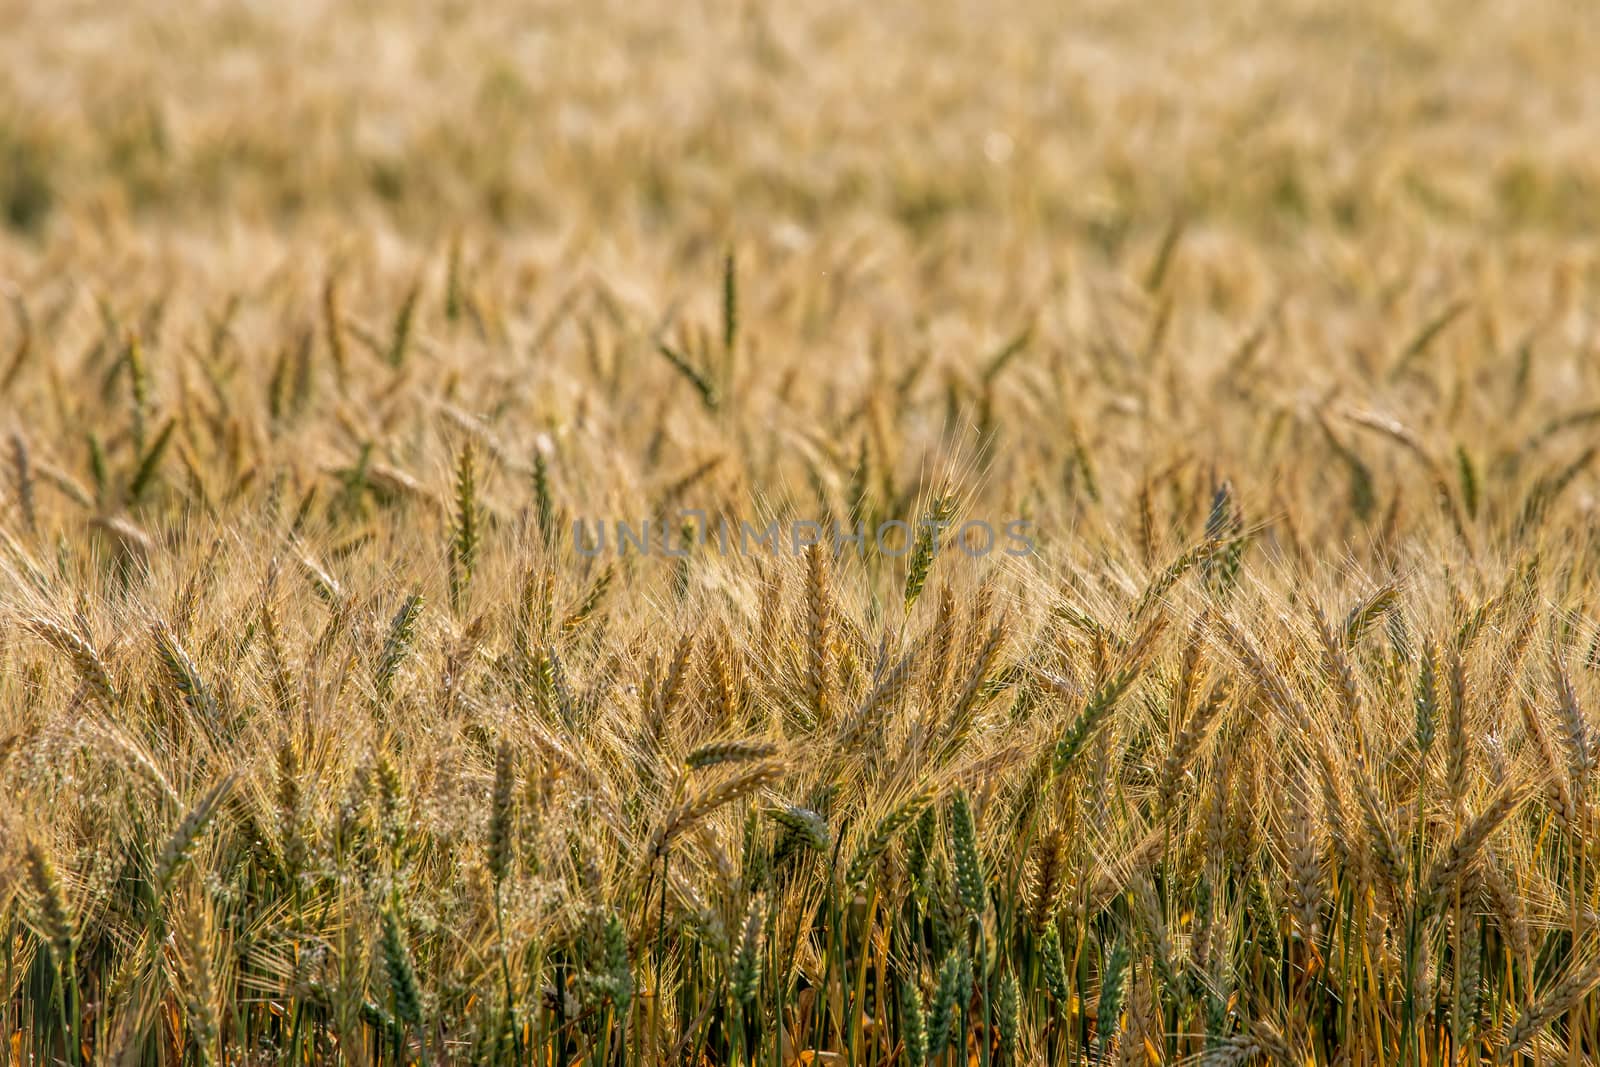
1282;758;1323;943
732;894;764;1004
926;948;964;1057
904;493;956;612
804;541;832;723
1160;679;1229;810
380;901;425;1030
686;738;780;770
767;804;830;854
947;790;987;916
1498;951;1600;1059
375;591;424;697
175;898;220;1066
1445;641;1470;813
488;741;515;886
1312;600;1362;723
846;788;933;888
651;758;785;859
153;620;217;719
155;773;239;893
1549;641;1590;780
27;615;117;707
1420;783;1525;914
1479;853;1533;976
561;562;614;635
1029;828;1066;933
835;637;919;751
25;840;73;960
1520;697;1577;833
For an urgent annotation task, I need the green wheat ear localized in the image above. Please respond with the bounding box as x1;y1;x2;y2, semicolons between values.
387;279;420;367
904;493;956;611
900;980;928;1067
448;442;479;613
948;790;986;917
926;948;964;1057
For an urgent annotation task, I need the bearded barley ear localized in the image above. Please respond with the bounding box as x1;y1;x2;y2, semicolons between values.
1352;759;1406;893
1517;446;1596;535
1480;854;1532;977
1455;915;1483;1047
1520;697;1577;832
531;449;555;547
1097;935;1129;1055
1055;666;1139;772
996;968;1020;1057
602;912;633;1013
322;275;347;383
846;789;933;888
1132;875;1179;993
1029;829;1065;933
1344;583;1399;647
380;901;424;1031
948;790;986;917
489;741;515;886
375;591;424;698
154;772;238;894
387;279;420;368
687;739;780;770
176;899;220;1067
655;632;693;719
906;804;937;901
804;541;832;723
732;894;765;1004
86;431;107;504
546;645;578;729
562;562;614;635
722;248;738;355
8;430;35;534
904;493;956;611
1414;640;1440;759
1134;538;1218;621
1311;600;1361;723
375;754;407;857
1282;759;1323;944
901;980;928;1067
25;841;74;963
655;340;719;411
127;415;176;504
836;638;919;751
1040;923;1070;1011
25;840;80;1066
1420;784;1525;914
943;620;1006;743
1200;480;1245;596
927;948;964;1056
1499;953;1600;1060
767;805;830;855
259;585;296;718
1445;642;1469;812
1550;641;1590;778
651;759;785;859
276;740;306;882
28;615;117;708
1160;679;1229;810
125;332;150;451
448;442;480;613
1453;442;1480;519
153;621;216;719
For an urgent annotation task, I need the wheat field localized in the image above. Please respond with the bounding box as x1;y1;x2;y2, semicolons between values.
5;1;1600;1064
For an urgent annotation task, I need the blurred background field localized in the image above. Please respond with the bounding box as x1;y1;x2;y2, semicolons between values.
6;2;1600;1065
